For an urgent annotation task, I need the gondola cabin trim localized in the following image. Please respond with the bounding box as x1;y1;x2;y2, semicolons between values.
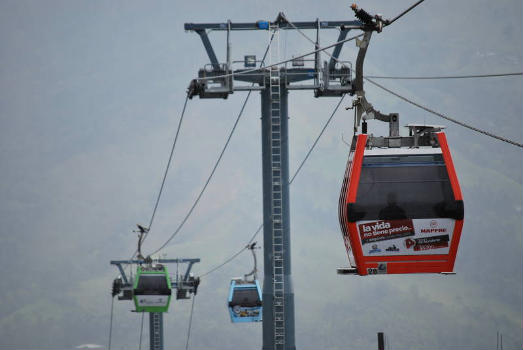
437;132;464;271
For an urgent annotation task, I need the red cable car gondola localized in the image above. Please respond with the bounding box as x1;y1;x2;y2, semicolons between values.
339;124;464;275
334;4;465;275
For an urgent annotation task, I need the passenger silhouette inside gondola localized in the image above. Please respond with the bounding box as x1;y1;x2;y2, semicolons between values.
379;192;407;220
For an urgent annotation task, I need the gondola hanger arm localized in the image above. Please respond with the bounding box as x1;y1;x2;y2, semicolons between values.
133;224;149;261
349;1;426;134
243;242;259;282
352;94;396;133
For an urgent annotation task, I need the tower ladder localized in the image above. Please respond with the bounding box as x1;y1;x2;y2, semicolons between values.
149;312;163;350
269;23;285;350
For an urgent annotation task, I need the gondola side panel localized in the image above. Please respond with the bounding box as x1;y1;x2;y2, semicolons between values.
345;134;368;275
437;132;464;272
338;148;356;264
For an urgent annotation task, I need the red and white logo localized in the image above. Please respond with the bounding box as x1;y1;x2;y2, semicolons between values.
421;220;447;233
404;235;449;251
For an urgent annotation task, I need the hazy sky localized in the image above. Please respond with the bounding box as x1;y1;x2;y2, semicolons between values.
0;0;522;349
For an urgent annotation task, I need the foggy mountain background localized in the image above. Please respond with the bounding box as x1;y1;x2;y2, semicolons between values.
0;0;521;349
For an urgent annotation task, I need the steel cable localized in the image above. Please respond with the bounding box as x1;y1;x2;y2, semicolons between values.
149;32;276;256
364;77;523;148
127;94;190;262
385;0;425;26
139;312;144;350
200;223;263;278
290;95;345;184
108;297;115;350
283;13;523;149
147;95;190;233
365;72;523;80
185;295;197;350
149;89;252;255
200;95;345;277
281;13;341;65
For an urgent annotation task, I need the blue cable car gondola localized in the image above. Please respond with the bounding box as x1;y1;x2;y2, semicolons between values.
227;243;262;323
228;279;263;322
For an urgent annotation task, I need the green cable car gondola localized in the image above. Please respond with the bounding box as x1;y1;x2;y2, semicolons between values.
133;264;172;313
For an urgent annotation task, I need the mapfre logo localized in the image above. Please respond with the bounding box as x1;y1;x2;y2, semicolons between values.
421;220;446;233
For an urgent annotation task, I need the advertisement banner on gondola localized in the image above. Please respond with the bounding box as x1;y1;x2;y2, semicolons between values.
356;218;455;256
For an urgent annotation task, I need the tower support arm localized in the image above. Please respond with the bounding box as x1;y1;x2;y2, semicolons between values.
196;30;220;70
185;21;363;31
182;261;198;281
328;28;350;71
114;263;129;284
